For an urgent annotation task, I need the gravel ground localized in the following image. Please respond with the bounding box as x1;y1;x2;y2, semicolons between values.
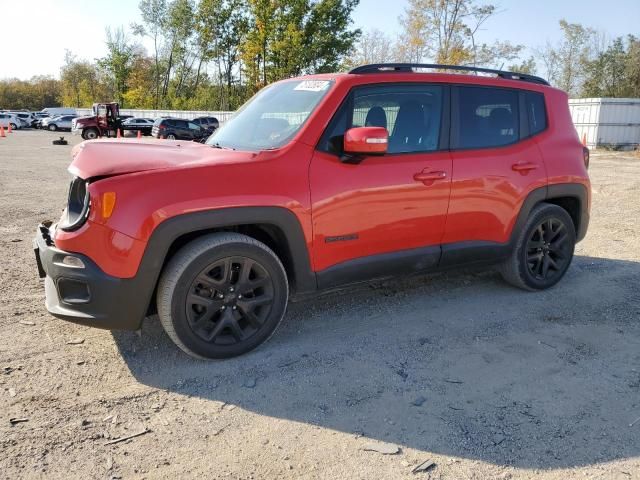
1;130;639;480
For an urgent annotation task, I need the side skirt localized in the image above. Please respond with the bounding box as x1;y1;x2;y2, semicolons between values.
316;245;441;290
315;241;511;291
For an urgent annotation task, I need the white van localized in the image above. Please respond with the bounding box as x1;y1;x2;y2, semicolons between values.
41;107;77;117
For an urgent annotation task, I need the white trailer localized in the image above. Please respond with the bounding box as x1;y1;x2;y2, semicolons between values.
569;98;640;150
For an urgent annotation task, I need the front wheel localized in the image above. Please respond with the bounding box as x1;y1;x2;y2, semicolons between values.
157;233;289;359
500;203;576;291
48;124;57;131
82;128;99;140
10;123;18;130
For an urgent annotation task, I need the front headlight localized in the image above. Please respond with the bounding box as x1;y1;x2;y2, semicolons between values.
59;177;90;231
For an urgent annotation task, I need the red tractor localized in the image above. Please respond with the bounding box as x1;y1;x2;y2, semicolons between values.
72;103;123;140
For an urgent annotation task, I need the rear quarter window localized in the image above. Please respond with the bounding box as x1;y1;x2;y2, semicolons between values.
526;92;547;136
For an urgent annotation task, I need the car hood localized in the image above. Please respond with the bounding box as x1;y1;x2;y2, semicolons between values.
69;138;257;179
74;115;95;123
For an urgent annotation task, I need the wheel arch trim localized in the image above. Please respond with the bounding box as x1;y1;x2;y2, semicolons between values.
512;183;589;244
136;206;317;302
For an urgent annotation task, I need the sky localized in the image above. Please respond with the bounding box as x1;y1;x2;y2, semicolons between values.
1;0;639;80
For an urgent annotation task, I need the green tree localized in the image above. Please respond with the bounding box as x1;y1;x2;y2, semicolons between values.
60;51;109;107
241;0;360;92
507;57;537;75
303;0;360;73
537;20;596;95
582;36;640;98
98;27;139;107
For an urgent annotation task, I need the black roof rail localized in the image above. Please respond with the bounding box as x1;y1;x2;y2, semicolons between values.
348;63;549;86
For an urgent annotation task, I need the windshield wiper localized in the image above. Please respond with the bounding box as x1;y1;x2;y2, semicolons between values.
210;142;235;150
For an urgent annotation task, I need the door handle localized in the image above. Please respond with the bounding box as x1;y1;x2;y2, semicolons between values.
511;162;539;172
414;171;447;184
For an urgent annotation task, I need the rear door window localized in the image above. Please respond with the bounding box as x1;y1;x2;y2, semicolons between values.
453;86;519;149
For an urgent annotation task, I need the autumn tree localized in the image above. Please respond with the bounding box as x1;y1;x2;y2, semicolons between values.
0;77;61;110
397;0;523;67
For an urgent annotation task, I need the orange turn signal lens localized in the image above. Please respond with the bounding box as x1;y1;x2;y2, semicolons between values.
102;192;117;219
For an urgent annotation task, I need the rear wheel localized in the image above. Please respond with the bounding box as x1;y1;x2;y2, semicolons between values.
10;123;17;130
157;233;289;359
83;128;99;140
166;134;176;140
48;124;57;131
500;203;576;291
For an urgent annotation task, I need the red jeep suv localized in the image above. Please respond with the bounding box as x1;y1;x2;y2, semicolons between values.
34;64;591;359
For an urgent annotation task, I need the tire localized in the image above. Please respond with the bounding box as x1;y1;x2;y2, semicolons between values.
83;128;99;140
500;203;576;291
157;233;289;359
166;134;176;140
48;124;57;131
10;123;18;130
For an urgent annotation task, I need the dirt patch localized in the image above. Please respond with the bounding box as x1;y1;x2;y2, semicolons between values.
1;131;639;479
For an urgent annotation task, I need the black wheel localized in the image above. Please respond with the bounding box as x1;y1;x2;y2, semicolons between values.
48;124;57;131
83;128;99;140
10;123;18;130
500;203;576;291
157;233;289;359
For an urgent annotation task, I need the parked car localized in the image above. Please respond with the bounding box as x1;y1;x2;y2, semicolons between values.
0;113;20;130
9;112;36;128
40;115;61;129
192;116;220;134
34;63;591;360
151;117;208;140
121;117;154;135
32;112;49;128
44;115;77;131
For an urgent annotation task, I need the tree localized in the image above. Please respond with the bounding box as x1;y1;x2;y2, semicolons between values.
303;0;361;73
98;27;139;107
507;57;536;75
582;35;640;98
241;0;360;92
397;0;523;67
537;20;596;95
132;0;168;108
0;77;61;110
60;51;111;107
345;29;395;68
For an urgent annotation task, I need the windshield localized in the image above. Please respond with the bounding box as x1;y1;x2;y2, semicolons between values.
206;79;333;150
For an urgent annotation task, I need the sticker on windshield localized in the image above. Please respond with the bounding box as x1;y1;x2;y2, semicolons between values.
294;80;331;92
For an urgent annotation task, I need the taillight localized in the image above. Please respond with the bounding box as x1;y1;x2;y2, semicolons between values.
159;124;166;130
583;147;590;170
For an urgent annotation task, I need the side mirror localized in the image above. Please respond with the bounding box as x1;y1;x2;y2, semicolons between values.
341;127;388;163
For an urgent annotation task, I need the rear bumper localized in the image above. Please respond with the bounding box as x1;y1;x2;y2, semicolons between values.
34;223;146;330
